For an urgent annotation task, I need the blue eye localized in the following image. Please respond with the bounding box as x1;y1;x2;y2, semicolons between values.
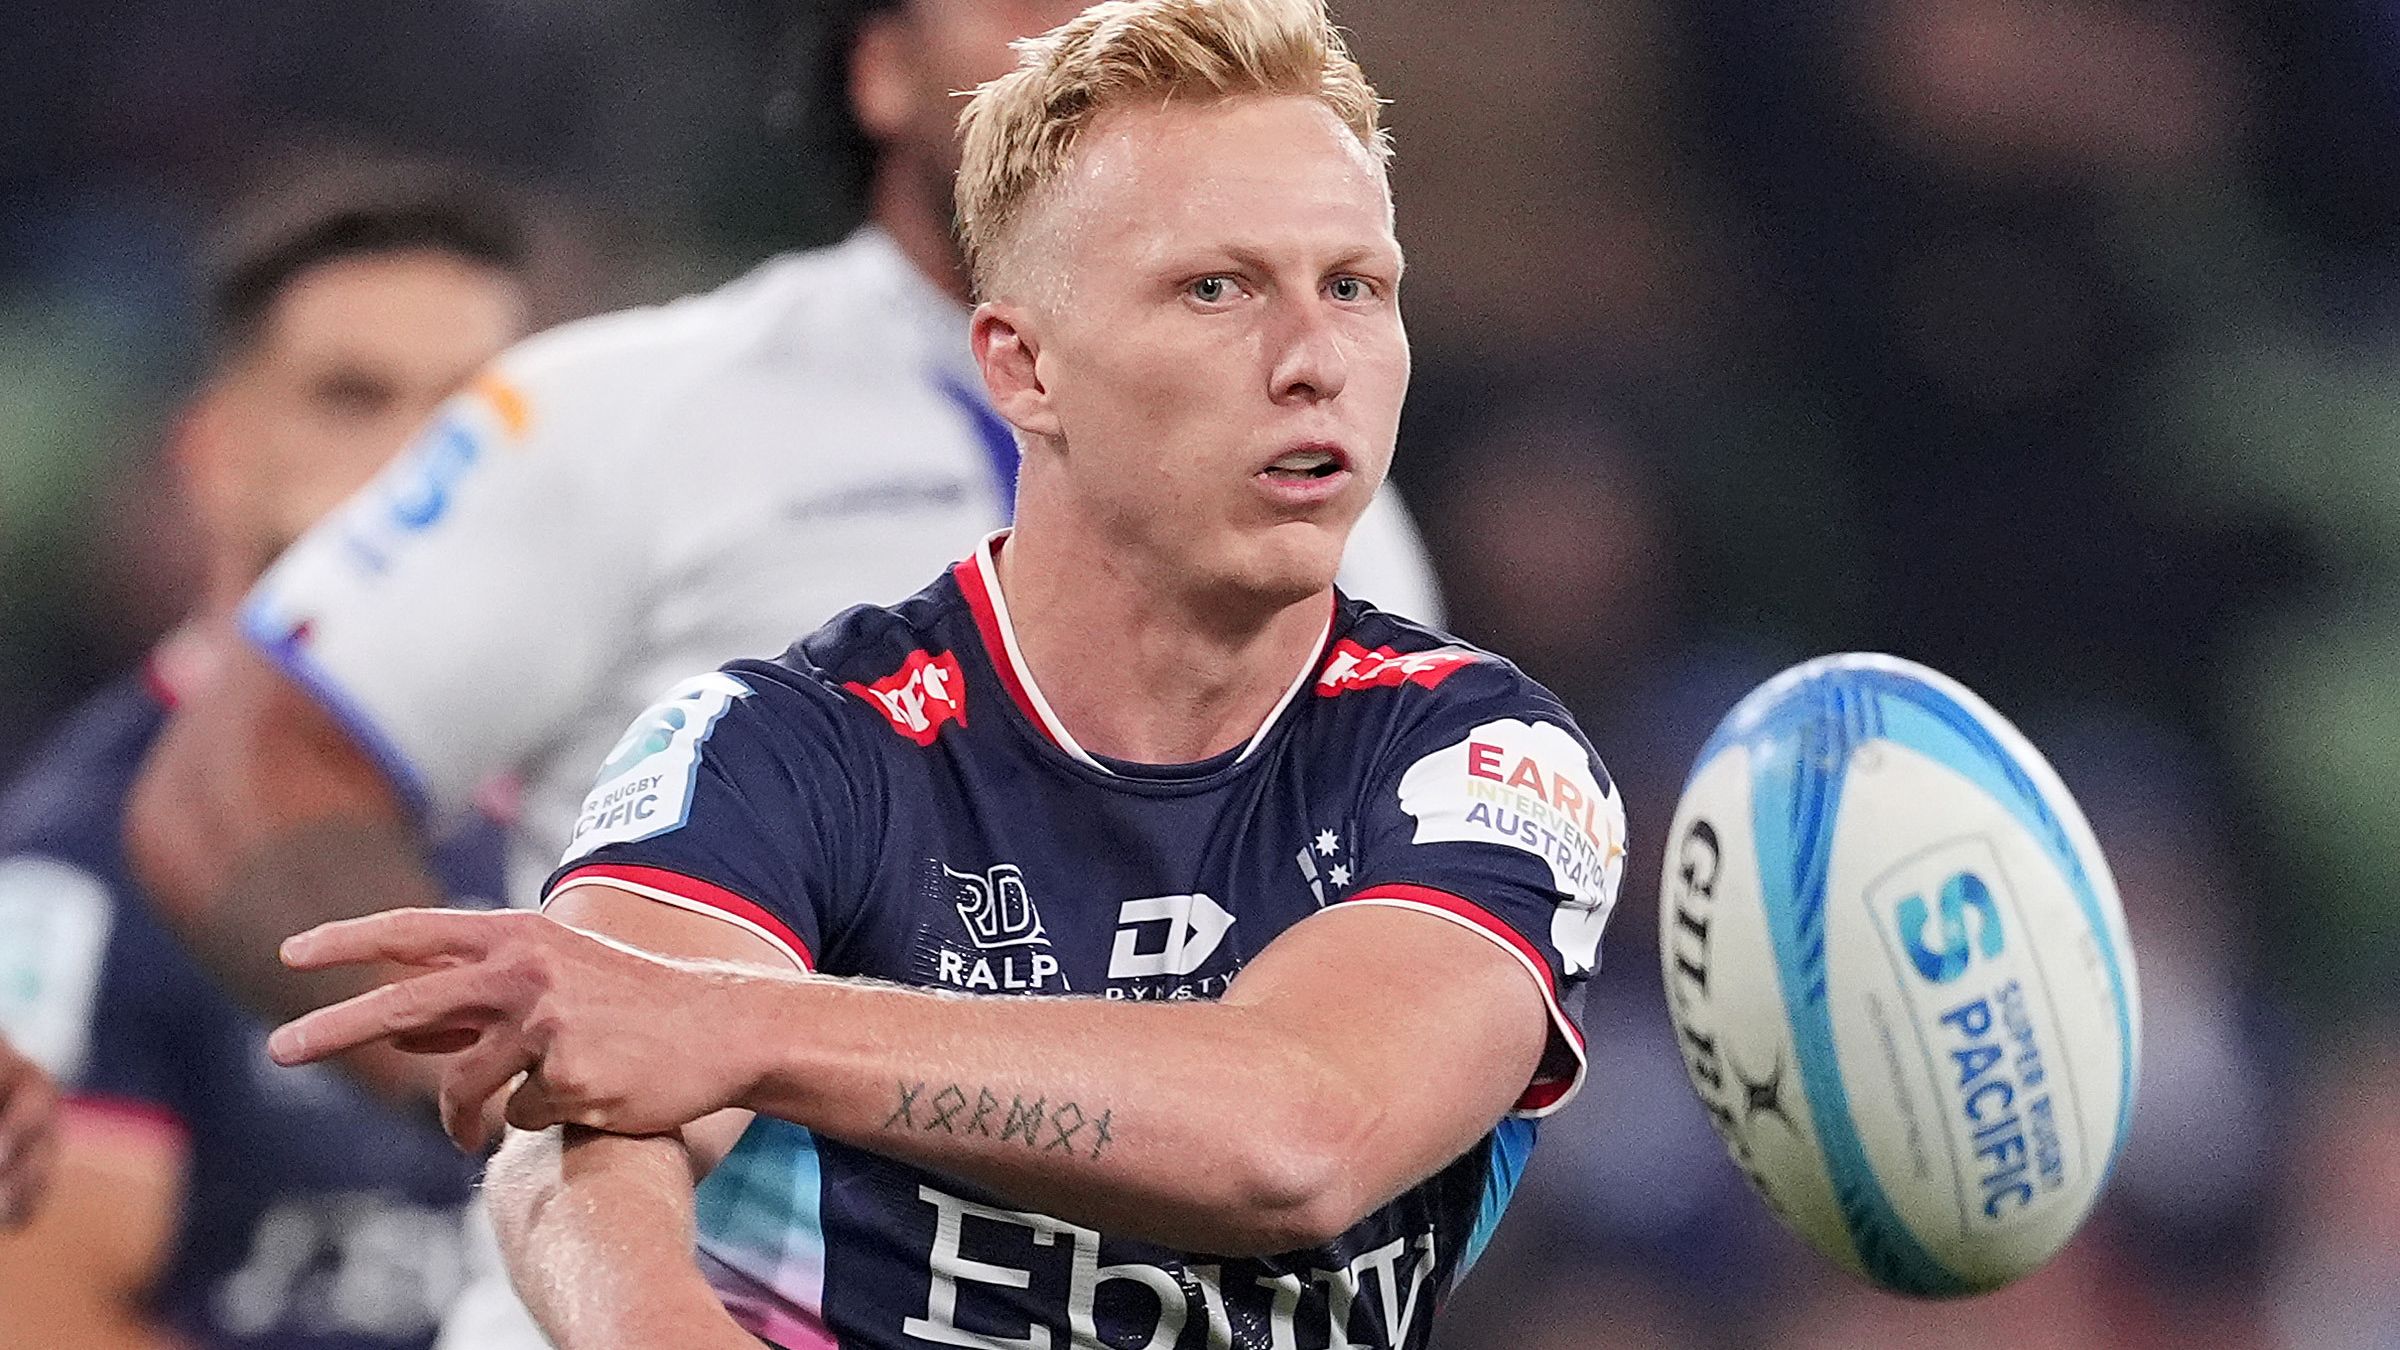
1190;276;1234;304
1329;276;1371;302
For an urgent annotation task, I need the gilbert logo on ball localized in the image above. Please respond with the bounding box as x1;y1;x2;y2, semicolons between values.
1661;654;2140;1295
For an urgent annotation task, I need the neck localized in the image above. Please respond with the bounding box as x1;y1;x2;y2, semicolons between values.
991;526;1329;766
197;557;251;622
199;529;276;620
869;157;971;306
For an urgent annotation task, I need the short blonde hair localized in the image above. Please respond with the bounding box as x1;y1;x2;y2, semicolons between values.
955;0;1389;296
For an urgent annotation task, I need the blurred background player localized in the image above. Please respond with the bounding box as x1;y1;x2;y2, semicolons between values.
0;1035;55;1229
0;157;534;1350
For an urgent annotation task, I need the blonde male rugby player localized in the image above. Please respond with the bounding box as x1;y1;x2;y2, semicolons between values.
132;8;1437;1339
268;3;1625;1347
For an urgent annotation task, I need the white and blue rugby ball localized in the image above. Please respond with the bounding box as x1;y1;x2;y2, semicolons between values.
1660;654;2139;1296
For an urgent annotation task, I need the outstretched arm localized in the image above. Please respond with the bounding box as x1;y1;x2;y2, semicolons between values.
482;890;778;1349
268;893;1553;1258
486;1128;758;1350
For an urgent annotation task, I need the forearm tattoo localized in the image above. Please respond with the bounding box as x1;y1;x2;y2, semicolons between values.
883;1081;1116;1162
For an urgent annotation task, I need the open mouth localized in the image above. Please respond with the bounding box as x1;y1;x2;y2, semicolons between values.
1261;446;1350;482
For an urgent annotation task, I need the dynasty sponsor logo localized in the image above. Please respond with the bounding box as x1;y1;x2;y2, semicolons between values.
904;1184;1438;1350
1315;639;1479;697
1104;893;1237;1001
847;649;967;746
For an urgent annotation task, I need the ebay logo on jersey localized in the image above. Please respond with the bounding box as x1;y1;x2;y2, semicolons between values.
847;649;967;746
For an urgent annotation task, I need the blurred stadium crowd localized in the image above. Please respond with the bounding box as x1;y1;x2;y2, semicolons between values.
3;1;2398;1347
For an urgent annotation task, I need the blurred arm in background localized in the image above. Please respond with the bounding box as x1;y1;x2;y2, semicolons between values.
129;648;445;1046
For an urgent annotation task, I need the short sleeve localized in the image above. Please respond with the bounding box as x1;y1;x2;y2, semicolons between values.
542;667;871;975
239;363;645;817
0;855;117;1084
0;854;201;1129
1341;685;1626;1117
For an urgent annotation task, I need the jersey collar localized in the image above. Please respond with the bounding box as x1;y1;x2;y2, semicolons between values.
953;531;1332;777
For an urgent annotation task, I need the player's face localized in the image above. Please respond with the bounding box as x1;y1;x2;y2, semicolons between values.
1012;96;1408;604
198;250;525;562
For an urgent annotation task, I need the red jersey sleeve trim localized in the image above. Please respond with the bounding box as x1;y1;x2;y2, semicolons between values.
546;863;815;973
1337;882;1588;1119
62;1094;190;1146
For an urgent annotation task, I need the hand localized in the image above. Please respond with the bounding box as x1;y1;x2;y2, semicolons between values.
0;1034;59;1228
266;908;768;1151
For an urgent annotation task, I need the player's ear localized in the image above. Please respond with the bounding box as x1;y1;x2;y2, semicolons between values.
972;303;1062;440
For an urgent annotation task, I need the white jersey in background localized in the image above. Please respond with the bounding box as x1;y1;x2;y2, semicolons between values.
243;227;1445;906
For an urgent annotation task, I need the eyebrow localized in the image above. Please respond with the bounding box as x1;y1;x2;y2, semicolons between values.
1170;241;1405;277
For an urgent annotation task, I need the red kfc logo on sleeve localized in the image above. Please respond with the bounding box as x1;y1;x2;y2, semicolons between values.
1316;639;1480;697
846;649;968;746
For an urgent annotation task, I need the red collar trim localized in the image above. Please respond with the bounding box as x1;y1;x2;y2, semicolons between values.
951;531;1336;774
950;542;1051;752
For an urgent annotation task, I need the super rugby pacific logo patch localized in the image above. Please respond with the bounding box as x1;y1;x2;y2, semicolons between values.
562;672;750;862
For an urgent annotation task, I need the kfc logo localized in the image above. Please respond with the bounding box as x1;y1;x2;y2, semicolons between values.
1316;639;1479;697
847;649;967;746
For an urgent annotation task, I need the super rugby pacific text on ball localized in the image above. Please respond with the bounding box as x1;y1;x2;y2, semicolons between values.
1660;654;2140;1296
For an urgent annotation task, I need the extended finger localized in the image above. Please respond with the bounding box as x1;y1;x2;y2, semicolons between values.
438;1032;539;1154
280;908;506;972
266;962;509;1067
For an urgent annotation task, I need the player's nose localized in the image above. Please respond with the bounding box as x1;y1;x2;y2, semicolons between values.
1267;298;1350;407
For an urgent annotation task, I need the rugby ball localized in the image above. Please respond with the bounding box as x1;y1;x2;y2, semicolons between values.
1660;654;2139;1295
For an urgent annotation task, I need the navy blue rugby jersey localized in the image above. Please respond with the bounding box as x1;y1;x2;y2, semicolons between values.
545;535;1626;1350
0;666;493;1350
